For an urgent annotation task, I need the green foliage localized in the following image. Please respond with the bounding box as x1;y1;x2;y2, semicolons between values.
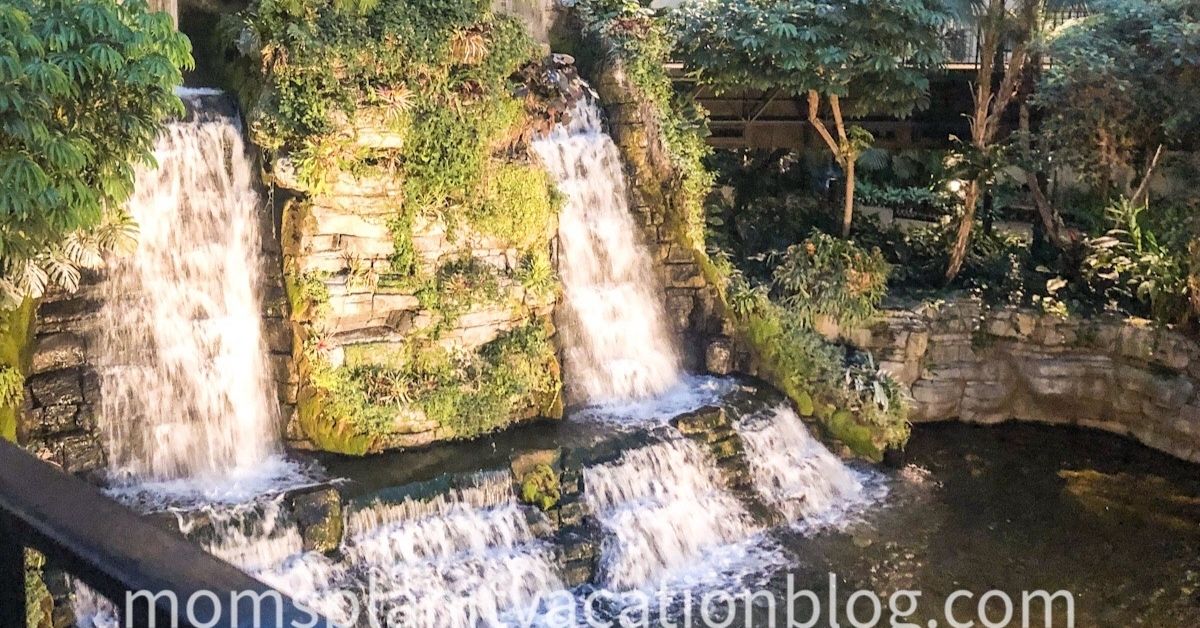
519;463;561;511
1037;0;1200;194
402;94;524;215
770;232;891;330
0;0;192;306
671;0;948;117
0;298;36;442
719;262;909;456
515;250;558;301
416;257;504;326
307;321;561;452
1081;199;1191;324
25;548;50;628
856;182;958;217
470;162;560;251
232;0;536;150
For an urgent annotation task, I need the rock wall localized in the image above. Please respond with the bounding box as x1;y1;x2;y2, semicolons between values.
273;122;562;454
848;298;1200;463
16;289;105;475
591;63;735;371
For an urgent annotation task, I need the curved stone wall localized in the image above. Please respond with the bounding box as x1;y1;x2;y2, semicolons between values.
848;298;1200;463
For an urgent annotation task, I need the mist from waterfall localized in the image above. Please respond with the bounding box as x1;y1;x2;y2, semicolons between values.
532;101;682;404
96;90;303;506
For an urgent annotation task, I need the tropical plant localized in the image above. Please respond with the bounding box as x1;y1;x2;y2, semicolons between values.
672;0;949;236
1081;199;1191;324
770;231;891;330
1036;0;1200;205
0;0;192;307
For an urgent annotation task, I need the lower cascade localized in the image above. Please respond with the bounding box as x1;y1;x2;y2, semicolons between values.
736;405;877;524
96;89;287;493
532;101;683;404
339;472;563;626
584;438;765;591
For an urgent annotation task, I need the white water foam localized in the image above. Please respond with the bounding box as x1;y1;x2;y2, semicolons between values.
736;405;886;530
533;101;682;404
570;374;735;426
94;99;312;507
342;471;564;627
583;438;779;591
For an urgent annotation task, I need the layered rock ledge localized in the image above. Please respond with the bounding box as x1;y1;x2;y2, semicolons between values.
847;297;1200;463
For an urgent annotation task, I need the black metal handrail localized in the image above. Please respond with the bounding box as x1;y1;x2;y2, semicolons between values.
0;439;329;627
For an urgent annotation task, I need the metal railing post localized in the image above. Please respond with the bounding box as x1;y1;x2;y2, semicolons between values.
0;521;26;628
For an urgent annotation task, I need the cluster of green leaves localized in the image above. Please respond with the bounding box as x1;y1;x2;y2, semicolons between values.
573;0;714;245
720;260;909;458
1080;199;1191;324
1036;0;1200;195
855;182;957;217
671;0;949;117
770;231;891;331
415;256;505;327
0;0;191;306
310;321;560;450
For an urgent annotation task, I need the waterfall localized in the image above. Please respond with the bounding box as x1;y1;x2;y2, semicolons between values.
736;405;881;526
583;438;767;590
96;89;288;496
532;102;682;403
341;471;563;626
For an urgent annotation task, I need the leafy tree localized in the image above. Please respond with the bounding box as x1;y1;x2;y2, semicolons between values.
1035;0;1200;205
672;0;949;237
0;0;192;307
944;0;1046;282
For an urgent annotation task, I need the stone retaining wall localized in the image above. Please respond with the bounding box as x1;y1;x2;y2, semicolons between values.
847;298;1200;463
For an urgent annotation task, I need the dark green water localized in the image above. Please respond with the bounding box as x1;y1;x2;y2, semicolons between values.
753;422;1200;627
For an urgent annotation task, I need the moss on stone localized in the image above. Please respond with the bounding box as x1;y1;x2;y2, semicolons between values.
519;463;561;511
1;298;37;442
827;409;884;462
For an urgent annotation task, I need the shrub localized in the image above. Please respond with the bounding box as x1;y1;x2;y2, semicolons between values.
770;232;890;331
722;267;908;458
1081;199;1191;325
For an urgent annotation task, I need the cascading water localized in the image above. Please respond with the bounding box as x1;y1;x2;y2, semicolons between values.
583;438;772;591
96;89;295;501
341;471;563;626
532;102;682;403
735;405;881;526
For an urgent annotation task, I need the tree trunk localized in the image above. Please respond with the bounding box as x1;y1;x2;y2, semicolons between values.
841;159;856;237
945;180;982;281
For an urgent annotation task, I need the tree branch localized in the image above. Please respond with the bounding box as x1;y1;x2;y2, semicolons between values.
1129;144;1164;207
807;90;842;164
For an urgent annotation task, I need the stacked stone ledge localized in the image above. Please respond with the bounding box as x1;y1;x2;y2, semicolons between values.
844;297;1200;463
